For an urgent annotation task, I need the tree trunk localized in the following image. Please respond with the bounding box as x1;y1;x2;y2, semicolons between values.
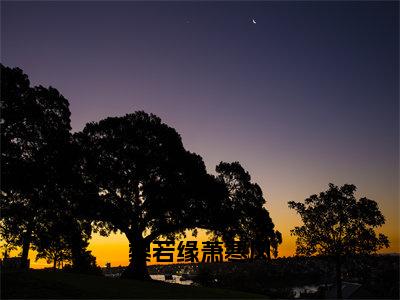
250;241;255;260
122;232;151;280
266;240;271;261
71;245;82;270
21;230;31;269
70;232;84;271
53;258;57;270
335;255;343;299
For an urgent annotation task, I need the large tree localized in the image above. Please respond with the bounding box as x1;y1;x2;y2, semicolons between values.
75;112;224;279
288;183;389;298
0;64;72;266
0;65;95;272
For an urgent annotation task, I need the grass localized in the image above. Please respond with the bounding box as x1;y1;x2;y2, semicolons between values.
1;270;267;299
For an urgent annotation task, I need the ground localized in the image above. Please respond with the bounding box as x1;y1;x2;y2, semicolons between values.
1;270;266;299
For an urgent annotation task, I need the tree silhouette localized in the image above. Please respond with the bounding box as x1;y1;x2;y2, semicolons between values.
213;162;279;259
288;183;389;298
75;112;223;279
61;138;104;273
34;219;73;270
0;64;72;266
68;219;100;274
250;207;279;260
270;230;282;259
34;214;98;272
0;65;96;273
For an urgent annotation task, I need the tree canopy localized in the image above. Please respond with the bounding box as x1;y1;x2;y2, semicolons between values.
0;64;95;272
1;64;72;265
1;64;282;280
288;183;389;297
213;161;280;259
75;112;225;279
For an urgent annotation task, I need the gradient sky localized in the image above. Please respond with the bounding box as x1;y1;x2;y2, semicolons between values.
1;1;399;268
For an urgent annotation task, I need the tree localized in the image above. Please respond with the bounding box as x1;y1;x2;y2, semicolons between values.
67;219;100;273
250;208;282;260
0;221;18;259
288;183;389;298
1;65;35;265
213;162;279;259
34;215;98;272
0;64;72;266
34;218;72;270
75;112;223;280
270;230;282;259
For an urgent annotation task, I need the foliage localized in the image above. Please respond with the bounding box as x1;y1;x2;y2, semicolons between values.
35;240;72;268
1;64;71;263
270;230;282;258
288;183;389;297
288;183;389;257
0;221;18;258
1;64;281;279
0;64;94;272
213;162;280;259
75;112;224;278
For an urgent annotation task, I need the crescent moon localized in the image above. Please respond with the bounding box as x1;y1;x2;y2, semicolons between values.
252;19;256;24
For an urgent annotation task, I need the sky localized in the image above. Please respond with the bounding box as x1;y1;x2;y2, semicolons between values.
1;1;399;268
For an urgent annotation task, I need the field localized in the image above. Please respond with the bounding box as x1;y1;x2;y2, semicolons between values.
1;270;266;299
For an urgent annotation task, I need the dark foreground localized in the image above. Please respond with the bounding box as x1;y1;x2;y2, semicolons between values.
1;270;266;299
149;255;400;299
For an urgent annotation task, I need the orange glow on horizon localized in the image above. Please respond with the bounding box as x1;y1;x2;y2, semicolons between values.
7;223;397;270
2;191;398;270
2;226;398;270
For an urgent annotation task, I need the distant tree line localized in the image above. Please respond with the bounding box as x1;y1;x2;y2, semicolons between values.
0;65;282;279
0;65;389;297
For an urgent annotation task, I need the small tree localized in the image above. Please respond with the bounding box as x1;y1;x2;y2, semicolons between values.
270;230;282;259
288;183;389;298
214;162;279;259
35;239;72;270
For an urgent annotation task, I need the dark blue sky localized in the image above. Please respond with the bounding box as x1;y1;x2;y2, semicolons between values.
2;1;399;254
